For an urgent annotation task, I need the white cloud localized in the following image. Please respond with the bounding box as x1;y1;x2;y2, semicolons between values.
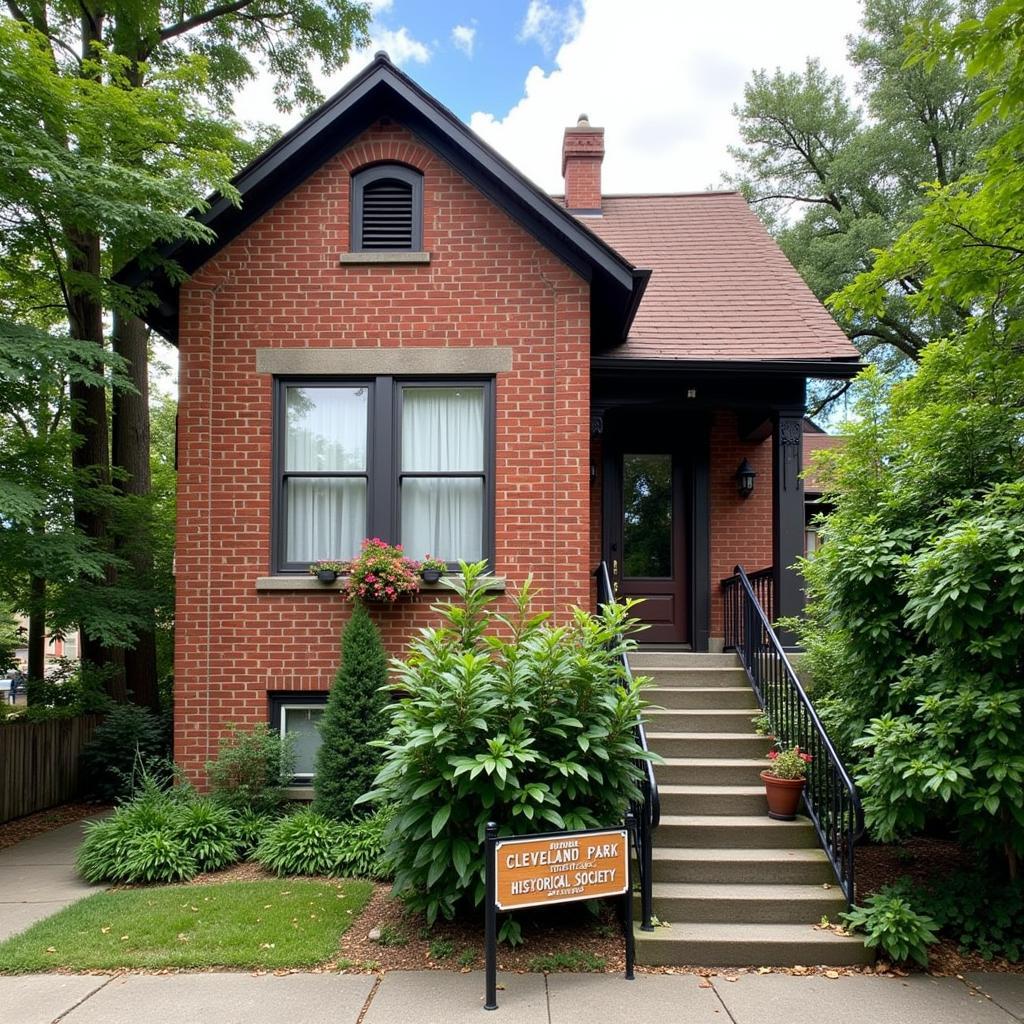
368;0;393;11
374;26;430;65
473;0;863;193
519;0;581;54
451;24;476;58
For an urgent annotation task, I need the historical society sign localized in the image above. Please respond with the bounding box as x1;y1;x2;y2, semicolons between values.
494;828;629;911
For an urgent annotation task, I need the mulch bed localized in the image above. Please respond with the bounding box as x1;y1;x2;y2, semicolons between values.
856;836;1024;976
0;802;109;851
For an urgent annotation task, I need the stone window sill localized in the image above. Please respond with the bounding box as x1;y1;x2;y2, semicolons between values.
338;251;430;265
255;574;506;593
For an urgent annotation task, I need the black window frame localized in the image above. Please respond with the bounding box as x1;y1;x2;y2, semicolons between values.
350;163;424;252
269;692;327;787
272;375;495;573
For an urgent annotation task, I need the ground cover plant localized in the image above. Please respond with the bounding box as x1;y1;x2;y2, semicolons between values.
0;880;372;972
361;561;655;934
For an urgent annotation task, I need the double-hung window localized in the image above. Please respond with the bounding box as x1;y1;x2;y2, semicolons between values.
274;377;493;572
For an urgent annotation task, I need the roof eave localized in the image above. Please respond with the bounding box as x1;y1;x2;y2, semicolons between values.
591;355;865;379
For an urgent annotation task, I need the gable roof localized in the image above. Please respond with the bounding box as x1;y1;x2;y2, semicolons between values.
119;52;649;346
574;193;861;374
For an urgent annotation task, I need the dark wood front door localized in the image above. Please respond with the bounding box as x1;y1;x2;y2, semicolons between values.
611;450;688;645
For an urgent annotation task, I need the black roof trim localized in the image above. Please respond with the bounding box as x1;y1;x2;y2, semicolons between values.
591;356;865;379
118;53;643;345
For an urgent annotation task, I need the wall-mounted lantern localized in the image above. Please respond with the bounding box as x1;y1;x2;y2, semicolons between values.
736;458;757;498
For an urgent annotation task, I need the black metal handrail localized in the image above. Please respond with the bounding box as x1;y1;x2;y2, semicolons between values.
595;562;659;931
722;565;864;904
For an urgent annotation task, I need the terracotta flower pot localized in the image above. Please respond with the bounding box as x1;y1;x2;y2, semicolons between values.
760;770;806;820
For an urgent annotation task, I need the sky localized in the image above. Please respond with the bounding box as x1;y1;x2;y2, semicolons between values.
232;0;867;194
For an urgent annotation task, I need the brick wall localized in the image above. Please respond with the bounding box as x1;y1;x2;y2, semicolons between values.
708;410;773;642
174;122;591;782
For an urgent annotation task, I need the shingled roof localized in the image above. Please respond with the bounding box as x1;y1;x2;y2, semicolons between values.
569;192;861;370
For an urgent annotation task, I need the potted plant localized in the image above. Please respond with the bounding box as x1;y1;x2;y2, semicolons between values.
760;745;813;820
342;538;420;602
309;560;347;584
419;555;446;584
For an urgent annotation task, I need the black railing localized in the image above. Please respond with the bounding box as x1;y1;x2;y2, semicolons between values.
722;565;864;904
595;562;659;931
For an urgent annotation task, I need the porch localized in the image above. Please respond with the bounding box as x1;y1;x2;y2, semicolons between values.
591;363;807;649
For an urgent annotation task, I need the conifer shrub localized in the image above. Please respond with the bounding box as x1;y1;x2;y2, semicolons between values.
313;600;388;820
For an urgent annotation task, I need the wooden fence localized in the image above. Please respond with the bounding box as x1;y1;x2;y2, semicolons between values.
0;715;104;824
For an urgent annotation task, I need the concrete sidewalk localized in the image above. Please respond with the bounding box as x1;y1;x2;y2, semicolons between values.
3;969;1022;1024
0;819;103;942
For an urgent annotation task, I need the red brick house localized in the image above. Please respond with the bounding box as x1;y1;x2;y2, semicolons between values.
124;53;859;787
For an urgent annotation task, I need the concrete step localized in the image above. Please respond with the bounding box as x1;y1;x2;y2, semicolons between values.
646;708;760;734
651;847;835;885
654;814;820;849
659;784;767;816
639;882;847;924
641;667;751;687
646;731;773;758
630;652;741;669
656;757;768;786
634;921;872;967
647;686;759;710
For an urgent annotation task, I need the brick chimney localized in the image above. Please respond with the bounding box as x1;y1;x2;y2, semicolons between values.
562;114;604;212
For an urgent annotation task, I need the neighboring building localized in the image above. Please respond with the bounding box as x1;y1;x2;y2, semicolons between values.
802;418;846;555
120;54;860;785
11;616;79;675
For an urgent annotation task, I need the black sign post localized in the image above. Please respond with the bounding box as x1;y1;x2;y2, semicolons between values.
483;814;636;1011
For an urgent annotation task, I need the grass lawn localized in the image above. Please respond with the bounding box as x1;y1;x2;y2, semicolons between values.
0;879;373;972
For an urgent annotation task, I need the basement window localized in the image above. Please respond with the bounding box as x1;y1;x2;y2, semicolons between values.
351;164;423;251
270;694;327;785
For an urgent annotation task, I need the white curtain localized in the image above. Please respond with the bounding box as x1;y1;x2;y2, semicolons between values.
401;387;484;561
285;387;367;561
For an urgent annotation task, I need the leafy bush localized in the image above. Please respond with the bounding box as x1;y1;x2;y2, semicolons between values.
172;799;240;873
78;704;168;802
206;723;294;815
335;806;394;879
792;361;1024;877
233;808;273;857
77;781;198;884
26;658;112;717
77;773;239;884
910;871;1024;962
314;600;388;820
254;808;343;876
842;884;940;965
361;562;655;924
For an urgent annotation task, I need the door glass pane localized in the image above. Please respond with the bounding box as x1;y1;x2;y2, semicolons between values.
402;387;484;471
283;706;325;777
401;477;483;561
285;386;368;471
286;477;366;562
623;453;672;578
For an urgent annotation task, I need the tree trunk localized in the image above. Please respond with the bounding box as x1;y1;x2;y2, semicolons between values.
27;574;46;687
112;310;160;711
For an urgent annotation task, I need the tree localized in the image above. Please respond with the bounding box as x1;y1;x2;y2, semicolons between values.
794;0;1024;880
314;601;388;820
0;0;372;698
729;0;988;382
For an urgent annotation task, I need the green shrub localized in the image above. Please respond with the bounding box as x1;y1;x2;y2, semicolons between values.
77;782;197;884
314;600;388;820
233;808;273;857
78;704;168;802
172;799;240;873
842;885;940;965
910;871;1024;962
77;775;240;884
206;723;294;814
361;561;655;925
334;806;394;879
254;808;343;876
